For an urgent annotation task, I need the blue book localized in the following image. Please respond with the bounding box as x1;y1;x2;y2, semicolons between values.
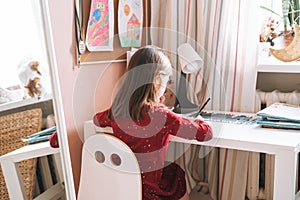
28;126;56;138
256;103;300;123
256;103;300;129
256;119;300;130
27;135;51;144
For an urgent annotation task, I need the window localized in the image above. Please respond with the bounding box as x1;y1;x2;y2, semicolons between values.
259;0;300;63
0;1;52;100
260;0;284;38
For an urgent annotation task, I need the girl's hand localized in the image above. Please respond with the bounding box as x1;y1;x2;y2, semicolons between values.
159;95;165;103
195;114;204;121
183;114;203;122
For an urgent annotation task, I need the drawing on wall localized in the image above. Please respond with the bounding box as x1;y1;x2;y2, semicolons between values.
86;0;114;51
118;0;143;47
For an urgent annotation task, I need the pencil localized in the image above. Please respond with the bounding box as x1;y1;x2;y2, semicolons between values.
194;97;211;117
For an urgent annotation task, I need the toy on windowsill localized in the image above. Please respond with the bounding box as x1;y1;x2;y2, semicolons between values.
269;23;300;62
18;59;47;100
24;77;43;99
260;1;300;62
259;17;280;46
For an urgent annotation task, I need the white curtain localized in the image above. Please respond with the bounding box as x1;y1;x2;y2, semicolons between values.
151;0;261;199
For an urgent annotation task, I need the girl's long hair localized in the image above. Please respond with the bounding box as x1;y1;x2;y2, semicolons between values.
108;46;172;121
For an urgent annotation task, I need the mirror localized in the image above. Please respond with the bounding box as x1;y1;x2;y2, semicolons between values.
0;0;75;199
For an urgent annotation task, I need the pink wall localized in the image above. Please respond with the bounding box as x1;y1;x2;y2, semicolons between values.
48;0;126;194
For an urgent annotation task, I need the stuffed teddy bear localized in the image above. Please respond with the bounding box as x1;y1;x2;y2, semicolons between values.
18;59;47;99
24;77;43;99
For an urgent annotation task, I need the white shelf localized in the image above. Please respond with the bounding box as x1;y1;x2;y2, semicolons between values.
257;64;300;73
0;93;53;112
0;141;60;162
0;141;62;200
257;57;300;73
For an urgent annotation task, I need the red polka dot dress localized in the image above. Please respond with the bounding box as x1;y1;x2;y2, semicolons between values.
93;104;213;200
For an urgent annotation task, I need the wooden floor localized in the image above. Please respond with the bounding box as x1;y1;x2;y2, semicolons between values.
189;185;212;200
189;187;300;200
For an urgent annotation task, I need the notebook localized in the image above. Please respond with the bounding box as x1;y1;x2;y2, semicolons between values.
256;103;300;122
256;103;300;129
256;119;300;130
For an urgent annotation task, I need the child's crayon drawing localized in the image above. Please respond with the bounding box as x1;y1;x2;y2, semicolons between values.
118;0;143;47
86;0;114;51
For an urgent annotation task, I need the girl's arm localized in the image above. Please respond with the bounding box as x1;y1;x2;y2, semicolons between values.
93;109;111;127
166;111;213;142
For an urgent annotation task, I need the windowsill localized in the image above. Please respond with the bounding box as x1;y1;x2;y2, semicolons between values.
0;93;53;112
257;55;300;73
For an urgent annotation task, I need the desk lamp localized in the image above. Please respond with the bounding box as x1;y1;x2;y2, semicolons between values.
173;43;204;114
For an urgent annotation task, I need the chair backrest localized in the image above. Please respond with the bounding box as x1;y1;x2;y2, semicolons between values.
77;133;142;200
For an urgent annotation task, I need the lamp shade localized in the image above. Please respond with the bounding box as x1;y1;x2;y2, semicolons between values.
177;43;203;74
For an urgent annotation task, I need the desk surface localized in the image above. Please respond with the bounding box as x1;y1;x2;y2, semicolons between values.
85;118;300;200
86;120;300;154
171;121;300;154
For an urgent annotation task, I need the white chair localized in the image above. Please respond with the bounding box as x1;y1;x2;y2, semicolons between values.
77;134;142;200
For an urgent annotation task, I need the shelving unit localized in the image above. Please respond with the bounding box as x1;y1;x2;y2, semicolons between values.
0;142;65;200
254;56;300;199
0;93;60;199
256;57;300;93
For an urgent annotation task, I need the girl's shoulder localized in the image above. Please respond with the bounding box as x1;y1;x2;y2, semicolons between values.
151;104;179;118
152;103;168;111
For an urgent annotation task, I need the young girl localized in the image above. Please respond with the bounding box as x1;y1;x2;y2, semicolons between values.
93;45;213;200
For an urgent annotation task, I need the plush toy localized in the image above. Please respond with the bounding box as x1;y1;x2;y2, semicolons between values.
24;77;43;99
18;59;46;99
269;24;300;62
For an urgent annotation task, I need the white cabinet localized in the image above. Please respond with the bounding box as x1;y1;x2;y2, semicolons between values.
255;58;300;110
256;58;300;91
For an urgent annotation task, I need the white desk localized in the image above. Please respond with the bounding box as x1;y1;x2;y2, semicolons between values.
0;141;64;200
84;120;300;200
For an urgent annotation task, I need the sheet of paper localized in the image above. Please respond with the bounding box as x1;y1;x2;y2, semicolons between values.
86;0;114;51
118;0;143;47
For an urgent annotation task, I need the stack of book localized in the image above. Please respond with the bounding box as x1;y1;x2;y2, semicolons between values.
22;126;56;144
256;103;300;130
